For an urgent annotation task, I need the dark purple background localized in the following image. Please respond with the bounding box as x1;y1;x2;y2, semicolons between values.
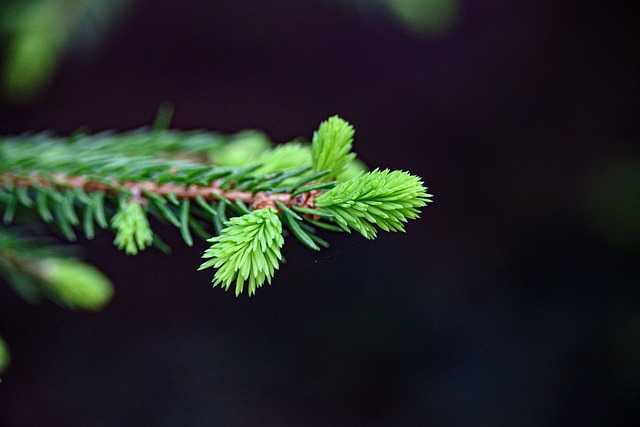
1;1;638;425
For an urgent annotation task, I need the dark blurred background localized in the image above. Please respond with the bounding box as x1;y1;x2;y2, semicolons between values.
0;0;638;425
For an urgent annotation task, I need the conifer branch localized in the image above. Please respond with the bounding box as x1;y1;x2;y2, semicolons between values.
1;115;433;301
0;114;433;373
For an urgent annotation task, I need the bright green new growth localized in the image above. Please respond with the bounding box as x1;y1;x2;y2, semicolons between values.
211;130;271;166
111;200;153;255
35;258;114;311
255;139;366;184
315;169;431;239
311;115;356;181
254;142;311;176
199;208;284;296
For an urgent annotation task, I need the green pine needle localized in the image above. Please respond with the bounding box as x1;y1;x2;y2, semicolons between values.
111;200;154;255
315;169;432;239
311;115;356;181
199;208;284;296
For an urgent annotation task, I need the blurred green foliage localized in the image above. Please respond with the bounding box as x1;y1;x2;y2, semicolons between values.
340;0;460;36
0;0;459;103
0;0;133;103
34;257;114;311
0;230;115;311
384;0;460;36
583;157;640;254
0;335;9;374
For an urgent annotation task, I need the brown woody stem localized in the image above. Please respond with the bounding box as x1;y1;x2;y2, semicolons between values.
1;172;319;211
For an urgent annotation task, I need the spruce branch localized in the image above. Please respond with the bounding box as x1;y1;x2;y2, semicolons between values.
1;114;432;300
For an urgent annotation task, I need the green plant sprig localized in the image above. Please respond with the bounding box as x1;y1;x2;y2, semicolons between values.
1;115;432;298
